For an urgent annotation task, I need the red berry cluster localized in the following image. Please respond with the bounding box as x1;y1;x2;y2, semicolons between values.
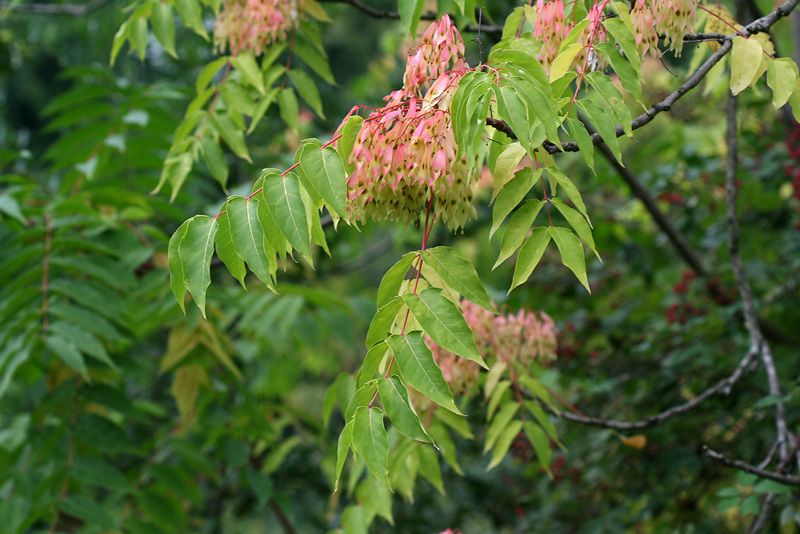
511;431;535;463
783;122;800;230
657;191;685;205
665;271;738;324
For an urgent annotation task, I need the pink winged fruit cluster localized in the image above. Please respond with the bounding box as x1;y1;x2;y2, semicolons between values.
215;0;303;54
336;15;478;232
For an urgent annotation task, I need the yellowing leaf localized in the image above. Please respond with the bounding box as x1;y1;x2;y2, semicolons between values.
730;36;764;95
704;7;741;52
550;43;582;82
171;365;210;418
620;434;647;449
767;58;799;109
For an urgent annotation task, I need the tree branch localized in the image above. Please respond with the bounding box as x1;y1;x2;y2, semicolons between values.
703;446;800;486
317;0;435;21
556;345;759;430
0;0;109;15
724;93;792;461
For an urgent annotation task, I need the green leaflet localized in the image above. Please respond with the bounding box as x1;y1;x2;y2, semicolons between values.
336;115;363;175
495;199;545;269
334;418;354;492
174;0;208;39
199;130;228;190
352;407;390;488
293;38;336;85
208;111;251;162
277;87;299;132
565;117;595;173
356;342;389;389
376;252;417;309
341;504;368;534
417;444;444;493
549;43;582;83
549;198;600;261
231;53;265;94
577;99;623;165
386;332;462;415
422;246;495;313
377;375;433;443
510;227;550;292
168;215;218;316
260;170;312;263
523;421;553;477
586;71;633;137
403;288;487;369
602;17;641;71
44;335;88;380
225;196;275;289
730;36;764;95
427;420;463;474
196;57;228;93
493;85;532;152
398;0;425;37
48;322;116;369
151;2;177;58
549;226;590;293
288;69;324;118
157;151;192;201
489;142;527;204
487;419;523;470
366;296;404;348
248;88;279;134
491;167;543;239
297;143;348;218
595;42;644;106
356;478;394;526
346;381;378;421
484;402;518;452
545;166;591;226
766;58;799;109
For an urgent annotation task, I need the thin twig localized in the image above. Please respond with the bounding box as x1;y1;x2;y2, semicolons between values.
555;345;759;430
0;0;109;15
724;93;791;461
269;499;299;534
703;446;800;486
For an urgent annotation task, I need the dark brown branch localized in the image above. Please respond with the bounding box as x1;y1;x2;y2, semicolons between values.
703;446;800;486
0;0;109;15
579;114;708;276
681;32;728;42
317;0;436;21
556;346;759;430
269;499;299;534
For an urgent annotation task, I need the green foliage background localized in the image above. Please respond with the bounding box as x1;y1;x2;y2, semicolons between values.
1;0;799;532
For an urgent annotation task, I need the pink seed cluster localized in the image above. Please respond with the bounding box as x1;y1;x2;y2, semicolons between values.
428;301;558;394
336;15;478;232
214;0;302;55
532;0;607;73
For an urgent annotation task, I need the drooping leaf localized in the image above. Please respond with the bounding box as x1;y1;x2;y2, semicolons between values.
595;42;643;105
199;131;228;189
366;297;404;348
346;382;379;421
174;0;209;39
766;57;799;109
293;38;336;85
225;196;275;289
586;71;633;137
490;142;527;203
550;197;600;261
334;418;354;492
523;421;553;475
495;199;545;268
565;117;595;173
386;331;462;415
549;43;582;82
398;0;425;37
44;335;88;380
491;167;543;238
403;288;486;368
577;99;622;165
288;69;325;118
356;478;394;526
352;407;390;488
214;206;247;288
601;17;641;71
549;226;590;293
168;215;218;316
277;87;299;132
260;170;312;262
730;36;764;95
487;419;523;470
377;375;432;443
377;252;417;308
336;115;363;174
417;444;444;493
151;2;177;58
298;143;348;217
356;342;389;389
231;53;266;94
209;111;251;162
510;227;551;292
422;247;495;312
